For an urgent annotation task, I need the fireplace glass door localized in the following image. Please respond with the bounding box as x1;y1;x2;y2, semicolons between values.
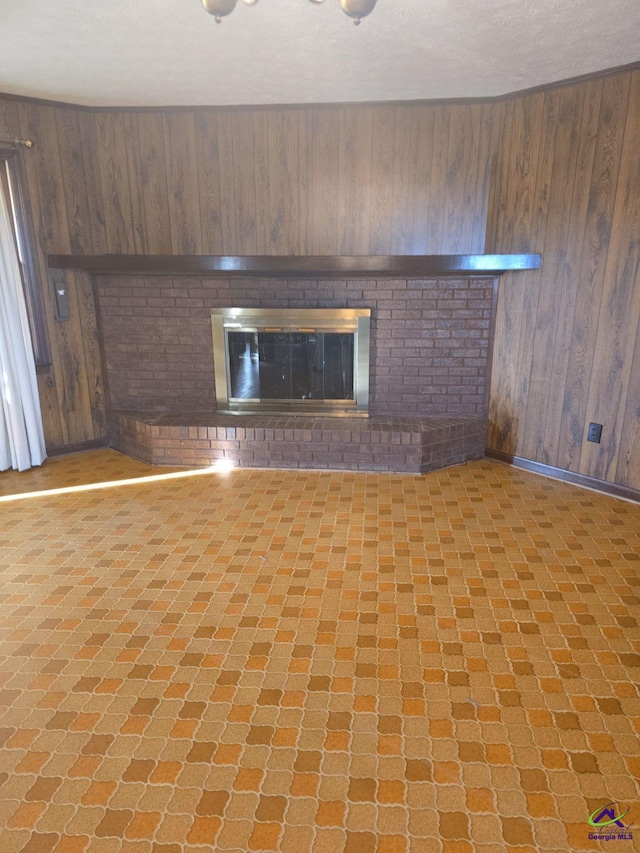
228;331;354;401
211;308;370;415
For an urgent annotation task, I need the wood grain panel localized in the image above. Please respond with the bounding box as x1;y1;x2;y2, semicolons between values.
163;112;202;254
547;79;603;468
95;112;135;253
268;110;298;255
56;269;101;443
487;93;545;455
18;104;71;254
617;320;640;488
311;109;340;255
296;110;313;255
55;108;94;255
406;106;434;254
337;107;373;256
444;105;479;253
487;68;640;490
427;106;451;253
581;70;640;482
369;107;397;255
0;98;21;138
136;112;173;253
559;74;630;472
195;111;225;254
74;270;107;438
214;111;238;253
231;112;258;254
473;103;497;253
521;86;584;463
252;110;271;255
390;108;412;255
77;112;108;254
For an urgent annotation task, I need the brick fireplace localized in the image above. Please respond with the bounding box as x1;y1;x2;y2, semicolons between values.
96;273;495;472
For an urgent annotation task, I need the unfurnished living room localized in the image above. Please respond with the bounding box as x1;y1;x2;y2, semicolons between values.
0;2;639;852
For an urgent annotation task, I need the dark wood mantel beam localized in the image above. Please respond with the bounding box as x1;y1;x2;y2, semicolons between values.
48;253;542;278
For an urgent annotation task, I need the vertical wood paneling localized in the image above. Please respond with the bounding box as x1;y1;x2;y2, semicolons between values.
488;69;640;490
337;107;373;256
545;80;603;467
406;106;434;254
521;86;584;463
122;115;146;253
252;110;271;255
56;269;101;443
444;105;479;253
18;104;72;254
487;93;545;455
581;71;640;483
163;112;202;254
195;111;225;254
54;108;93;255
390;108;412;255
74;270;107;438
617;322;640;487
427;107;451;253
560;74;630;472
311;109;340;255
77;112;108;254
471;103;496;253
268;110;298;255
95;112;135;253
296;110;313;255
135;112;173;253
231;112;258;254
0;98;21;139
369;107;396;255
215;112;238;253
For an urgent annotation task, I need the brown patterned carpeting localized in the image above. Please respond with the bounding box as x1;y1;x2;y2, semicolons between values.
0;450;639;852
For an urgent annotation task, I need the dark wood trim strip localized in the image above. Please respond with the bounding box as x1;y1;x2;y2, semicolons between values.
46;437;109;457
483;278;500;417
2;61;639;113
486;449;640;504
48;253;541;278
496;60;640;102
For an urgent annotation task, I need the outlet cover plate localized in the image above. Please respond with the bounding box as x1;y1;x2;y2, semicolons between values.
587;422;603;444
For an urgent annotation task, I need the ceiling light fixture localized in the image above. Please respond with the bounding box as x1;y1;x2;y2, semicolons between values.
201;0;378;25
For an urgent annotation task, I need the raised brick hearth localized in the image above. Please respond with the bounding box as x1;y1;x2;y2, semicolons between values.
109;412;487;473
97;274;494;473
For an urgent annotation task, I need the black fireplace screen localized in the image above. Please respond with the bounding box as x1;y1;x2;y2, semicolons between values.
228;331;354;401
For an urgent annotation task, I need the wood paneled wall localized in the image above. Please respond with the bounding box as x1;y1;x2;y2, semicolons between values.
486;69;640;490
0;97;498;451
1;71;638;490
0;99;107;450
90;103;496;257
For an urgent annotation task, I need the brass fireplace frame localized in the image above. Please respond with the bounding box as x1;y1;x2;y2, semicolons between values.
211;307;371;416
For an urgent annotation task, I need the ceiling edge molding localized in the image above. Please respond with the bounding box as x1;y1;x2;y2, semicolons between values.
1;60;639;113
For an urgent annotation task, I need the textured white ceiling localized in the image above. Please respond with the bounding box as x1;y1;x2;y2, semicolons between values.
1;0;639;107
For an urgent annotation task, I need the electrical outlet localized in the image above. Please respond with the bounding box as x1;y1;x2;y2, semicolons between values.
587;422;603;444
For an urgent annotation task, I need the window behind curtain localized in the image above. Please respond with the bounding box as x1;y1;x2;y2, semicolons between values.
0;151;50;368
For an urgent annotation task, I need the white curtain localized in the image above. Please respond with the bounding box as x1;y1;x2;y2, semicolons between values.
0;184;46;472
